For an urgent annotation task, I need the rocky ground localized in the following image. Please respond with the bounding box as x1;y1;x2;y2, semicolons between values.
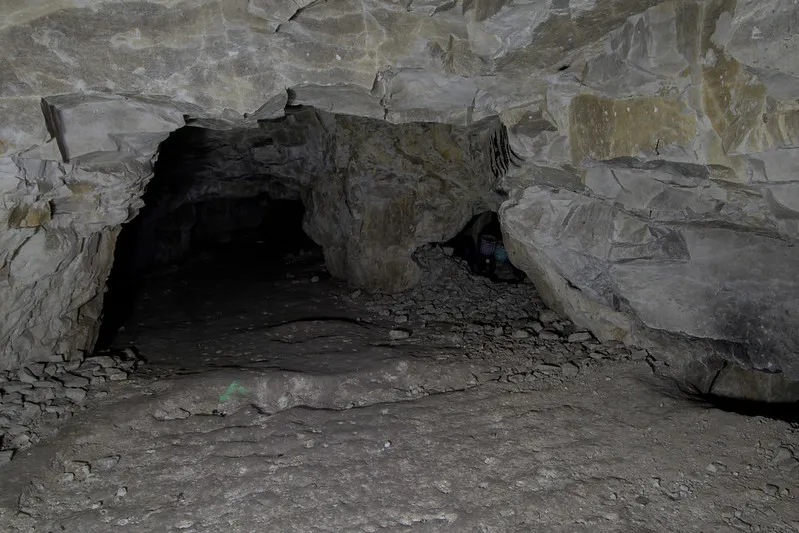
0;244;797;532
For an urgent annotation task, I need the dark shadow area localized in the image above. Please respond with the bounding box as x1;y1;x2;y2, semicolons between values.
96;126;323;350
647;374;799;424
446;211;527;283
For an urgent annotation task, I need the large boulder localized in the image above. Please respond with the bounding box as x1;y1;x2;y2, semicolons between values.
304;114;507;292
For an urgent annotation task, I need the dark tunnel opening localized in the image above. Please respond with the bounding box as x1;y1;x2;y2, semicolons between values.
443;211;527;284
96;126;324;351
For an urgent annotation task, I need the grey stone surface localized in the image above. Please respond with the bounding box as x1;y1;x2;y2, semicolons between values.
0;360;796;532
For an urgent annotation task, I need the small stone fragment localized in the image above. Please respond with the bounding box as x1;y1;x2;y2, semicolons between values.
59;373;90;388
104;368;129;381
93;455;121;471
64;461;92;481
561;362;580;378
17;367;39;384
536;363;561;374
567;331;592;343
86;356;116;368
528;321;544;333
1;382;32;394
10;433;31;449
512;329;530;339
1;393;23;406
389;329;411;340
32;379;62;390
21;387;54;403
63;360;82;372
539;330;560;341
538;310;559;324
64;388;87;404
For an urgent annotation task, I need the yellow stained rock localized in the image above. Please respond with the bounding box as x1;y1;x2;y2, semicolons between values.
569;94;697;164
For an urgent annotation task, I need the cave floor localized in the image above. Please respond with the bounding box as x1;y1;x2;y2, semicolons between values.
1;246;797;532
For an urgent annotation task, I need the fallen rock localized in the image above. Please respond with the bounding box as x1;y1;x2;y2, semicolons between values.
539;331;560;341
58;373;90;388
389;329;412;341
0;450;13;466
567;332;592;343
561;362;580;378
538;310;560;324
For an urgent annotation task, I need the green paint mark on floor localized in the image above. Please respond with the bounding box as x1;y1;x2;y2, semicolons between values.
219;380;248;402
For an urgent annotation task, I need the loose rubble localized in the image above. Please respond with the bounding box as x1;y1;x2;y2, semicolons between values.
360;245;646;383
0;350;142;461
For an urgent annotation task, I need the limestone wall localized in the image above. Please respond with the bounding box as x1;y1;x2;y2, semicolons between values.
499;1;799;377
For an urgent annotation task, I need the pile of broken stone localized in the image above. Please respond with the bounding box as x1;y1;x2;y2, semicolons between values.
0;351;141;465
363;245;649;380
363;244;544;324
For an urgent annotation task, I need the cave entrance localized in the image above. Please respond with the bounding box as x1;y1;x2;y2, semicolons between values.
445;211;527;284
92;108;550;376
96;123;327;355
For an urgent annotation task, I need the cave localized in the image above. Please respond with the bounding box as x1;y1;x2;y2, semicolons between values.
2;1;799;530
94;113;541;376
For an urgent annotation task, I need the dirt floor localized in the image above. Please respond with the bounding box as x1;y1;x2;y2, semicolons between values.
1;242;797;532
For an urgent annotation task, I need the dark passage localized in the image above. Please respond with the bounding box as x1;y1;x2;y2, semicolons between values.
97;126;324;350
446;211;526;283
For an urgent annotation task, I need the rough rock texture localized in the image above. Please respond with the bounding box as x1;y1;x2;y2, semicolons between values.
1;96;182;371
499;2;799;378
1;0;799;378
304;115;506;291
0;351;141;457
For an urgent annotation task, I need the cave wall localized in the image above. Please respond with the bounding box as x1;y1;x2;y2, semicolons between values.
0;97;184;370
498;2;799;378
1;0;798;377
